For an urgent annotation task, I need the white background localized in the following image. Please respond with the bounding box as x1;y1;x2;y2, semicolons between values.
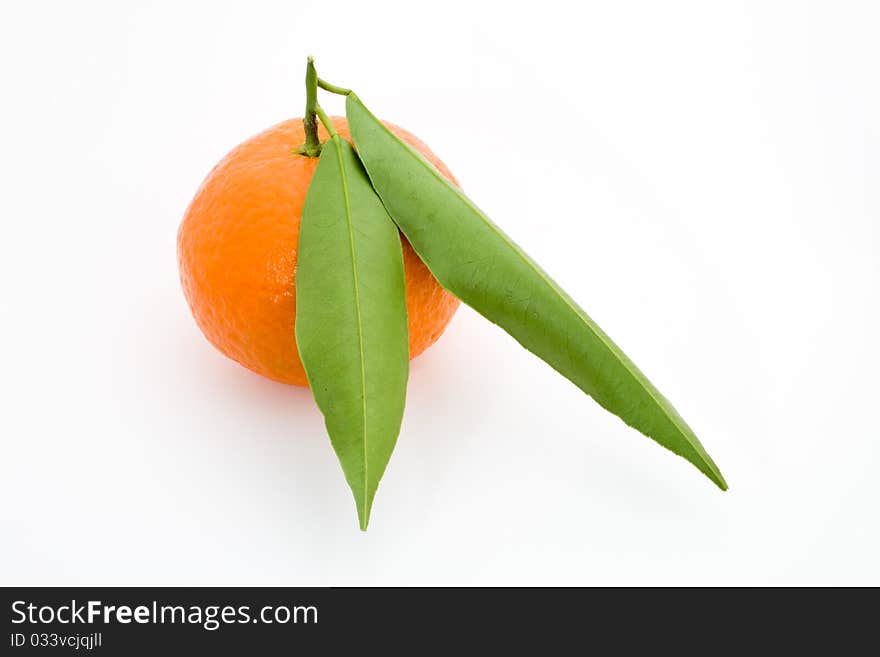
1;1;877;585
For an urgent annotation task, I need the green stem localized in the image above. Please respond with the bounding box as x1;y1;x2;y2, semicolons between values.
317;78;352;96
299;56;321;157
314;105;338;137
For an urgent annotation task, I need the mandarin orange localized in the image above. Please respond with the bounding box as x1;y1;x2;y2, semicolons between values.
178;116;460;386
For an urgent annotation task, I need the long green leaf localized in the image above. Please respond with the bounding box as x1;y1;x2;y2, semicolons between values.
346;93;726;490
295;135;410;529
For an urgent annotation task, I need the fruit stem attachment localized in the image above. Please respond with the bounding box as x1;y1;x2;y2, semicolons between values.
299;56;322;157
297;57;350;156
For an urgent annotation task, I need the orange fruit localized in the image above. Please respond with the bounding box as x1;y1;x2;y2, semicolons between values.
178;116;460;386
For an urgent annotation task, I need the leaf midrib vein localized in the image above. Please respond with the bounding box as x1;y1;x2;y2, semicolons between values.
334;137;370;520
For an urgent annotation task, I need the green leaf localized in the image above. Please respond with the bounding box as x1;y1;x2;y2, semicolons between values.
346;93;726;490
295;135;410;530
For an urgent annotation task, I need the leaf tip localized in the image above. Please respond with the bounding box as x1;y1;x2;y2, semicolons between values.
689;445;728;491
357;505;371;531
705;464;728;491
